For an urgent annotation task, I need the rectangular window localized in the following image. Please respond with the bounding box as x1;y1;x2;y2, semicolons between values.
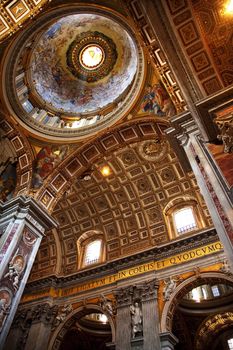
84;240;101;266
211;285;220;297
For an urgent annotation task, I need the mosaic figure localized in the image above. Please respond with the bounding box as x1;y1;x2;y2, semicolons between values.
141;82;176;118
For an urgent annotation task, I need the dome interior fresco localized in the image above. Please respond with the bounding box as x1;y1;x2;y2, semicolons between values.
29;137;212;279
3;7;145;139
29;14;137;115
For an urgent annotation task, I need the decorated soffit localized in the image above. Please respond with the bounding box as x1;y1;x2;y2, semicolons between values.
29;134;212;279
0;0;50;43
164;0;233;95
2;6;145;140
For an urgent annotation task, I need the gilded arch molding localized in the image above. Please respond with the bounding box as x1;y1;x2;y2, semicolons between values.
48;303;116;350
160;271;233;333
195;311;233;350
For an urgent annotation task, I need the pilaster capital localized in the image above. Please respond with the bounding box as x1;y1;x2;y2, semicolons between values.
31;303;58;325
115;279;159;307
114;286;134;307
138;278;159;302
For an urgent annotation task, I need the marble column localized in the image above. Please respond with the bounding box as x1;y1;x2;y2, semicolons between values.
0;195;57;348
115;286;133;350
185;131;233;269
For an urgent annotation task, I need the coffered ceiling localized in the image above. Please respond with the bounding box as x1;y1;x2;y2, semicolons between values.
30;136;212;279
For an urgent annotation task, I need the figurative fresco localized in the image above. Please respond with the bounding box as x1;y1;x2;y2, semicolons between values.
29;14;137;115
32;145;69;189
0;164;17;202
140;82;176;118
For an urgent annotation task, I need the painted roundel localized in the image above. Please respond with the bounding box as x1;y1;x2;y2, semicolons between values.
66;31;118;82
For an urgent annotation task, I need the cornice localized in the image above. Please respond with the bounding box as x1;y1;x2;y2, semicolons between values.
24;228;218;292
0;195;57;231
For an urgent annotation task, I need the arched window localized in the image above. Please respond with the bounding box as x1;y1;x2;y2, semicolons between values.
77;231;106;269
164;198;205;239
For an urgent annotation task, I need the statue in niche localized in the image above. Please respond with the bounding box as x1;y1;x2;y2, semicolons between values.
130;301;143;338
163;276;180;301
100;294;115;316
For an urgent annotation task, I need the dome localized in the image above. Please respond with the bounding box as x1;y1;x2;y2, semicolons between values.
3;8;145;140
30;14;137;115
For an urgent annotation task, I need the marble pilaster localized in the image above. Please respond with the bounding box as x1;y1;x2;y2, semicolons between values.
140;279;161;350
115;286;133;350
0;196;57;348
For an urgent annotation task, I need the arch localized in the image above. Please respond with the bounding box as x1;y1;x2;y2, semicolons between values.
163;194;199;214
34;117;169;212
195;311;233;350
48;303;116;350
160;272;233;333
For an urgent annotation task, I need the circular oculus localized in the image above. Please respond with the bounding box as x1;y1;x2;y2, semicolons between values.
80;44;105;70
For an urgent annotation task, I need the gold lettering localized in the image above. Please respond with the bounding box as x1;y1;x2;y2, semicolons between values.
215;242;222;249
22;241;223;301
156;260;165;269
196;249;202;256
170;257;177;264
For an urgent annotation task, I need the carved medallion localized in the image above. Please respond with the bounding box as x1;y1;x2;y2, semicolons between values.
138;139;168;162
